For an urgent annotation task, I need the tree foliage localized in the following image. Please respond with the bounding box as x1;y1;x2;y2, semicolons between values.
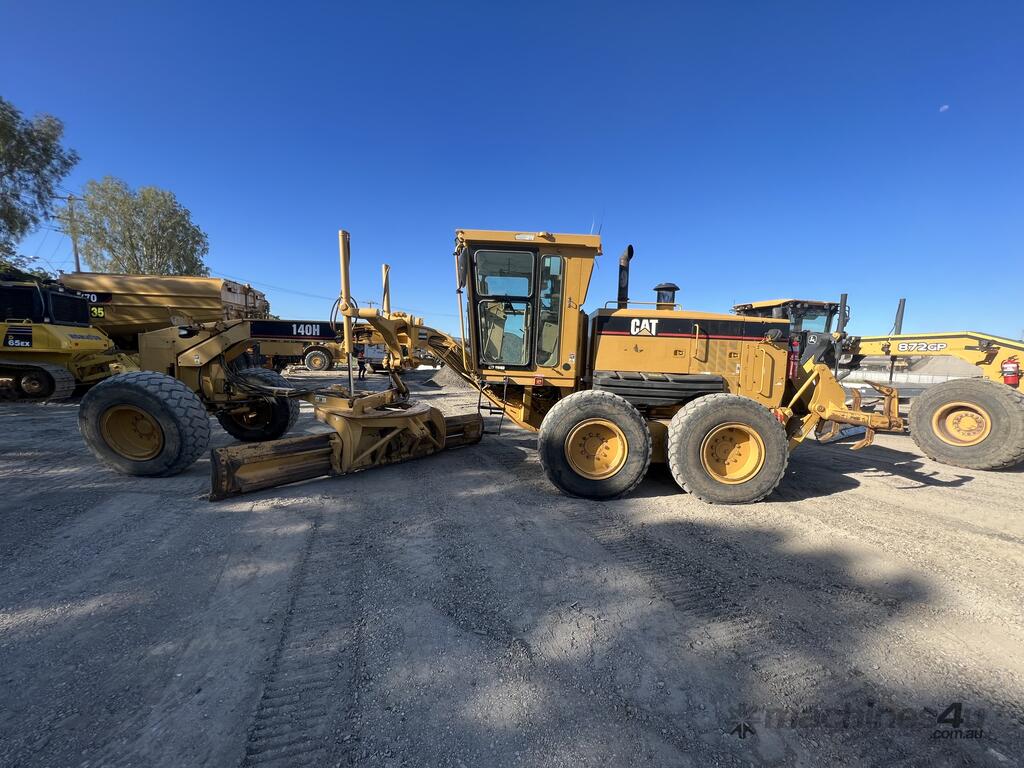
0;252;52;281
58;177;210;275
0;96;78;263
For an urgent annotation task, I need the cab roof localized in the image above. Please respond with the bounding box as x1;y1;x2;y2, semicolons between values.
455;229;602;253
733;298;836;311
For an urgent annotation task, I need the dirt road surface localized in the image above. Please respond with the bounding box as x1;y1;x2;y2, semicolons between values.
1;370;1022;767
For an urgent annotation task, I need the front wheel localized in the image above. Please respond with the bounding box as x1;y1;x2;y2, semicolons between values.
538;390;652;500
216;367;300;442
667;393;789;504
909;378;1024;470
79;371;211;476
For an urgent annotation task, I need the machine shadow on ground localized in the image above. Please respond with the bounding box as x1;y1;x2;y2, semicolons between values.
466;421;975;504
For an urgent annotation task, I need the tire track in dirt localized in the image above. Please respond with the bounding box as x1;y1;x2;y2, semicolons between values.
240;509;365;767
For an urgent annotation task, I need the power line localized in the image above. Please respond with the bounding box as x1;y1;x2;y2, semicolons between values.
32;229;51;259
208;270;337;302
47;233;66;261
209;269;459;318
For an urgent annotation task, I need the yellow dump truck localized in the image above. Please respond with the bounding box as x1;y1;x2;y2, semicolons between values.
59;271;364;371
58;272;272;349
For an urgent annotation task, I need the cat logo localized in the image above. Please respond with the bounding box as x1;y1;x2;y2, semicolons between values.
630;318;659;336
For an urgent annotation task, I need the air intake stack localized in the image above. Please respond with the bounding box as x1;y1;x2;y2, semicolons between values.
654;282;679;311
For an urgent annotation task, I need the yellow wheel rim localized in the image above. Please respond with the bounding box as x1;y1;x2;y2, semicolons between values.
931;401;991;447
564;418;628;480
309;355;326;371
100;404;164;460
700;422;766;485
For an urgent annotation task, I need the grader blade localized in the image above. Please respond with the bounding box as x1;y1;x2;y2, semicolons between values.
211;433;338;500
210;412;483;500
438;413;486;448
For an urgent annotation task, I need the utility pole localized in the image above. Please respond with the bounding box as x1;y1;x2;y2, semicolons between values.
67;194;81;272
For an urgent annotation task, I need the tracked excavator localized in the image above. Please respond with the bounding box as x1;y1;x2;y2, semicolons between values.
78;228;1024;505
1;277;135;401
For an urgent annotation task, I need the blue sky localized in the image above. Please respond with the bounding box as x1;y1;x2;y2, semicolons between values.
3;1;1022;337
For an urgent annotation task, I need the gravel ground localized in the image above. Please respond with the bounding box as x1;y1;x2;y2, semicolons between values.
1;370;1022;767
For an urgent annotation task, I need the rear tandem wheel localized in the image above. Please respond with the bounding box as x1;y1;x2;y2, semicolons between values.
537;390;652;500
666;393;789;504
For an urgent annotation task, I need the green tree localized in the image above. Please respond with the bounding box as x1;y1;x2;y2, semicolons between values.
58;177;210;276
0;96;78;272
0;252;52;281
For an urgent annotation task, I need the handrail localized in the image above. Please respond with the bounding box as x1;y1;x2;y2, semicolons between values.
602;300;681;309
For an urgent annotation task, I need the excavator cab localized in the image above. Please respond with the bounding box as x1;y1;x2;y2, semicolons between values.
1;279;94;328
732;298;846;334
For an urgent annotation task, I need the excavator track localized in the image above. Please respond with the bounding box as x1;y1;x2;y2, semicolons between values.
0;359;77;402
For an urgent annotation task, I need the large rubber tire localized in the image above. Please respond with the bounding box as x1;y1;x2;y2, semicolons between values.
667;393;789;504
909;378;1024;470
216;367;300;442
79;371;211;477
304;348;332;371
538;390;652;500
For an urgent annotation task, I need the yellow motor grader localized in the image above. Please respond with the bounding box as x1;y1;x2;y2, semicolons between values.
1;277;136;400
76;227;1024;505
732;296;1024;389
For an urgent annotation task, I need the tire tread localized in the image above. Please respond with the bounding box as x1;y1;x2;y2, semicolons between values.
538;389;652;499
909;378;1024;470
81;371;211;476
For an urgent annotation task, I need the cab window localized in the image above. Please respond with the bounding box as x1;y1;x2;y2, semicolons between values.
537;256;562;367
0;285;42;322
798;312;829;333
49;292;90;326
474;250;534;366
474;250;534;297
478;300;531;365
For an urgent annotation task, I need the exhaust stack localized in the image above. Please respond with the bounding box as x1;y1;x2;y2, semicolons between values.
616;245;634;309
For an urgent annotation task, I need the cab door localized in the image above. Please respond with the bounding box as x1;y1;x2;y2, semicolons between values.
469;248;536;371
